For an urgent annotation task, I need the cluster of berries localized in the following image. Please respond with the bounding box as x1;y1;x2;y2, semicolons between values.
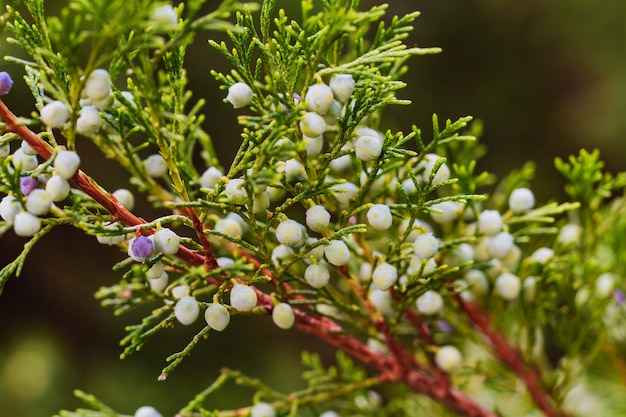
0;149;80;236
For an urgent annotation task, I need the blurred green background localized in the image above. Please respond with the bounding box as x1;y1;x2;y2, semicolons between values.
1;1;625;416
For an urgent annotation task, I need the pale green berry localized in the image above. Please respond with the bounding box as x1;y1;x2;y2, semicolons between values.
205;303;230;331
413;233;439;260
304;238;325;261
230;284;257;311
226;82;253;108
25;189;51;216
149;271;168;293
13;211;41;236
0;142;10;158
96;223;126;245
595;273;615;298
144;154;168;177
0;195;21;223
54;150;80;179
329;152;352;172
112;188;134;210
11;149;38;171
275;219;305;247
76;106;103;135
40;100;69;128
171;285;190;299
305;83;334;114
495;272;521;300
530;247;554;264
251;191;270;213
488;232;514;259
419;153;450;185
558;224;581;246
45;175;70;201
355;135;383;161
175;296;199;325
332;182;358;208
416;290;443;315
303;134;324;156
306;205;331;232
224;178;248;204
372;262;398;291
523;276;536;303
324;240;350;266
501;244;521;269
200;167;223;189
153;228;180;255
272;302;295;329
251;402;275;417
215;217;243;238
305;263;330;288
271;244;295;267
429;201;461;224
134;406;162;417
465;269;489;296
150;4;178;30
509;187;535;213
329;74;355;102
368;289;393;316
84;69;111;102
435;345;462;372
283;158;306;180
367;204;392;231
20;140;37;156
146;260;164;280
300;112;326;137
477;210;502;236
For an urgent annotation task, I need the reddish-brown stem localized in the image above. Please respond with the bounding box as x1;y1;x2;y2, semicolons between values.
0;99;205;267
456;296;568;417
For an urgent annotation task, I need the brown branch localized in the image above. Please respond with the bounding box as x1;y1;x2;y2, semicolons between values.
455;295;568;417
0;99;205;267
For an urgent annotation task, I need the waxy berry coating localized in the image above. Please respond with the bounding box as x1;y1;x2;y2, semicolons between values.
230;284;257;311
128;236;154;261
205;303;230;331
226;82;253;108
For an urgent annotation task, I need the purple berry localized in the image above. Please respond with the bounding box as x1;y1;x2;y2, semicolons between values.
437;320;453;332
0;72;14;96
20;176;40;196
131;236;154;259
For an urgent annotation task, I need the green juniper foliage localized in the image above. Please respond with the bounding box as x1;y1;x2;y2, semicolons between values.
0;0;625;416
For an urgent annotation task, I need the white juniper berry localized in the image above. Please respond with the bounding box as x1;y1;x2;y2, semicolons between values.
11;149;38;171
205;303;230;331
272;302;295;329
54;150;81;179
435;345;463;373
305;83;335;114
366;204;393;231
226;82;253;108
329;74;355;102
229;284;257;311
13;211;41;237
299;111;326;137
40;100;70;128
174;296;200;325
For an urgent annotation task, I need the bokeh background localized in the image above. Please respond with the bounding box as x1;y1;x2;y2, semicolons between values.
1;1;625;416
